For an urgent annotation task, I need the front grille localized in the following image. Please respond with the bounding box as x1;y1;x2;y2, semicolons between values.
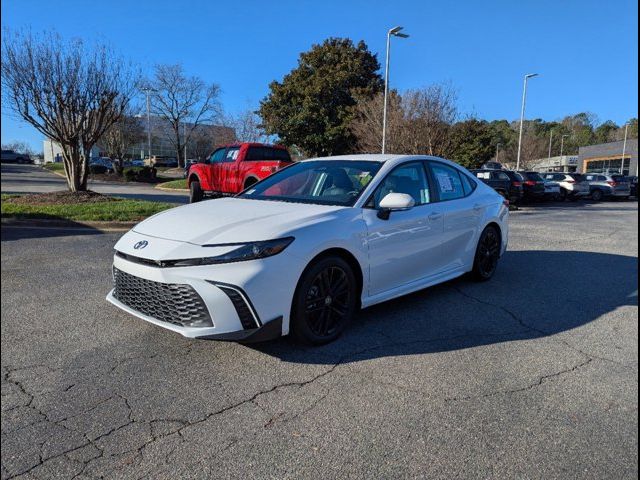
113;268;212;328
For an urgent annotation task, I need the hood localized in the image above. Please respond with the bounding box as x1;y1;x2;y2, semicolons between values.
133;197;344;245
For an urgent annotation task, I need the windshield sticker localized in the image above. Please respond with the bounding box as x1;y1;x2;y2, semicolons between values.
437;173;454;192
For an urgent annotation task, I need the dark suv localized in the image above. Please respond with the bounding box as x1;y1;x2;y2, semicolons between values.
471;169;523;204
516;171;546;201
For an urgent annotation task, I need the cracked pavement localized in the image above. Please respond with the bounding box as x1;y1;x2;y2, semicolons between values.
2;201;638;479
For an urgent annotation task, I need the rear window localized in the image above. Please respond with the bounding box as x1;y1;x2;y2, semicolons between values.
245;146;291;162
523;172;543;181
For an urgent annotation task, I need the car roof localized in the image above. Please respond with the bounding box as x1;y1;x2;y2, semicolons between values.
300;153;462;166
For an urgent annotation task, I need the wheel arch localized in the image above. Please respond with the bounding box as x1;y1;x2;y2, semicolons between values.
243;176;259;189
300;247;365;308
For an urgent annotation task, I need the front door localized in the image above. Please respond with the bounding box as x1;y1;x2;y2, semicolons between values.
363;161;446;297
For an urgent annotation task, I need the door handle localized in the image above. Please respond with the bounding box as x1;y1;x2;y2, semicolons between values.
428;212;442;221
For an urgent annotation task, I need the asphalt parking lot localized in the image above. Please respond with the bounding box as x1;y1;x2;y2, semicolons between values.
1;201;638;479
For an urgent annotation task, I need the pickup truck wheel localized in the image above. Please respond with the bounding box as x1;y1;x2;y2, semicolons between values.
189;180;204;203
244;177;258;190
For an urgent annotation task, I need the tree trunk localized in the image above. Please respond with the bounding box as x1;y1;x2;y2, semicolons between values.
61;145;84;192
80;147;91;191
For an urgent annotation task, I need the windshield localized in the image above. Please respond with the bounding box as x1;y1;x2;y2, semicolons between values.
238;160;382;206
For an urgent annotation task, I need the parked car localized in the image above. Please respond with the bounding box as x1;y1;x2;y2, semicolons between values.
1;149;32;164
108;154;509;344
516;171;545;201
89;157;115;173
584;173;631;201
625;176;637;198
187;143;293;203
540;172;590;201
540;176;562;201
130;159;145;167
471;169;523;204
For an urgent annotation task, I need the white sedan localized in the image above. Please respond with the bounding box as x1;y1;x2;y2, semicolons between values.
107;154;509;345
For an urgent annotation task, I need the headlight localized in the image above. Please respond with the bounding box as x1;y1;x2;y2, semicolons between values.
161;237;294;267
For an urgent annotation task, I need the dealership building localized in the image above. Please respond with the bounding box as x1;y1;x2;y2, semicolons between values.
528;155;579;173
578;139;638;176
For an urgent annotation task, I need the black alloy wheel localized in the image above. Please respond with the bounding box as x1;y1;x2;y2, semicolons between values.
291;256;357;345
472;226;501;281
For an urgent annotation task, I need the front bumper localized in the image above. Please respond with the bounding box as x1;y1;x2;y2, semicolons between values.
106;250;298;341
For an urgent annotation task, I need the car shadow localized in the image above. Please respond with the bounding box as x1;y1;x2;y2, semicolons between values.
250;250;638;365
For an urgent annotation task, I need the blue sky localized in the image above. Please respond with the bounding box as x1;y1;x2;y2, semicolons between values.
1;0;638;151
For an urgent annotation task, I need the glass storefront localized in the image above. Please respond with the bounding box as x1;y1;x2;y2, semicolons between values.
585;158;631;176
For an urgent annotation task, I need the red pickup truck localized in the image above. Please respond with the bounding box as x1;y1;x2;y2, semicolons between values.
187;143;292;202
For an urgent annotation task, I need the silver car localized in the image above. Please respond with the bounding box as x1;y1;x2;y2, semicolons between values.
541;173;590;201
584;173;631;201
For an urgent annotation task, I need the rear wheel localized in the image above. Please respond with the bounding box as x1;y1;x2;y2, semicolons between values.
472;226;501;281
290;256;357;345
591;189;603;202
189;180;204;203
243;177;258;190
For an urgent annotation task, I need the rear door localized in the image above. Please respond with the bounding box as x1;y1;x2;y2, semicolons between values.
428;161;483;272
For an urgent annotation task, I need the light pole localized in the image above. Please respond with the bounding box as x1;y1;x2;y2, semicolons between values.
141;87;155;161
382;26;409;154
495;143;503;163
516;73;539;171
620;123;629;174
548;129;554;160
559;134;569;158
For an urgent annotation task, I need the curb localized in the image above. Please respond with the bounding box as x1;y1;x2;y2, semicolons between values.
1;217;136;232
155;184;189;192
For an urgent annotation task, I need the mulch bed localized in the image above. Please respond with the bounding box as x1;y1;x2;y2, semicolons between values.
5;191;118;205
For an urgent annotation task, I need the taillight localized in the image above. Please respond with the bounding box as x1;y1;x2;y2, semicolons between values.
566;179;575;183
607;181;617;187
524;180;536;186
512;181;522;187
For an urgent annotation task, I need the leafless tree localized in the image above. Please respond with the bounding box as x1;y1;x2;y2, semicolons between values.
188;124;236;161
149;64;222;167
350;83;458;155
1;140;35;157
226;109;269;143
1;30;138;191
100;112;145;174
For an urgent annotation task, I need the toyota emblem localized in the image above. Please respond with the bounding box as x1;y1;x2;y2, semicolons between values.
133;240;148;250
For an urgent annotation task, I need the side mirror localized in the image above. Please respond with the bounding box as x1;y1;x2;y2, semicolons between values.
377;193;415;220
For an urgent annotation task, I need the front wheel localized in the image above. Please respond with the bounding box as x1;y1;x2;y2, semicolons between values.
471;226;501;281
591;189;603;202
189;180;204;203
290;256;358;345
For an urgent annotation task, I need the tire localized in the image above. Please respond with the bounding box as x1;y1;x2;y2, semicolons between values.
290;256;358;345
189;179;204;203
244;177;258;190
471;226;501;282
559;189;568;201
591;189;603;202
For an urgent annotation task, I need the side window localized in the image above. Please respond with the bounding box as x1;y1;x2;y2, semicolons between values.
495;172;510;181
430;163;466;201
210;148;226;164
224;147;240;162
245;147;264;161
460;173;477;195
597;175;607;181
371;162;431;208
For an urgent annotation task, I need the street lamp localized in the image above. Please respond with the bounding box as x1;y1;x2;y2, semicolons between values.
495;143;503;163
547;129;554;160
516;73;539;171
620;123;629;174
141;87;156;161
382;26;409;154
559;134;569;158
